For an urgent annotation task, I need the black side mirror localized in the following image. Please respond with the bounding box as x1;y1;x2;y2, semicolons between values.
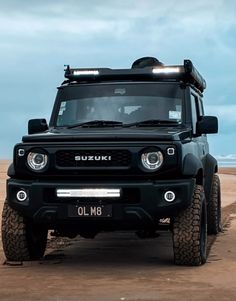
28;119;48;135
197;116;218;135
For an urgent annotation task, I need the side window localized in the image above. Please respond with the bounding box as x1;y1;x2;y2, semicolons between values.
191;94;198;134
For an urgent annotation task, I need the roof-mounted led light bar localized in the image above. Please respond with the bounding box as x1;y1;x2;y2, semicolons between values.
152;66;182;74
64;59;206;92
73;70;99;76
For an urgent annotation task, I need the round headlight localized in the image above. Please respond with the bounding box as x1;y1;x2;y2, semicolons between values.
27;152;48;171
141;151;163;171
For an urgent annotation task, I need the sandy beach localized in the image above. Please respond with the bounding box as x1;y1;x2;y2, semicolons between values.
0;160;235;301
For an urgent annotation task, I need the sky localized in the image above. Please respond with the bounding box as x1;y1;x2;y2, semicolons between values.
0;0;236;158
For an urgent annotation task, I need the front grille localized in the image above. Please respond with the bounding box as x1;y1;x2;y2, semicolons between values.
55;150;132;168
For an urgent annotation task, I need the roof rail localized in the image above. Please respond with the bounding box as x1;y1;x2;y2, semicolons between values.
64;59;206;92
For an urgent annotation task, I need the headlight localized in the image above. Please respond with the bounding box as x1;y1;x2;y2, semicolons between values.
27;152;48;171
141;151;163;171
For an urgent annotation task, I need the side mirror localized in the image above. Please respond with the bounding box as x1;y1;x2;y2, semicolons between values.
197;116;218;135
28;119;48;135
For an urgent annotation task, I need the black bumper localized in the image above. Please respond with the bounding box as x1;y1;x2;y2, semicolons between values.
7;178;195;228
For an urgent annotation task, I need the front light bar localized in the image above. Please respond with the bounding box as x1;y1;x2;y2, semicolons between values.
56;188;121;198
64;59;206;92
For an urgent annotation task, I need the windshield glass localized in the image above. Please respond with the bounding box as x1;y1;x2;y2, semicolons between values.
55;83;184;127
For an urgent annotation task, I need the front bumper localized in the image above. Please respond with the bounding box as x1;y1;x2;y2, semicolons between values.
7;178;195;228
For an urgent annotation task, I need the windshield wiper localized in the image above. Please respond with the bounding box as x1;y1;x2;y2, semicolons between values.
124;119;180;127
67;120;123;129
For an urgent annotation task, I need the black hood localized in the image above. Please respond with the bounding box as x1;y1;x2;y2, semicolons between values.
22;126;191;143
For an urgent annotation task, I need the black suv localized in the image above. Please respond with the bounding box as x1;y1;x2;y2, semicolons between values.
2;57;221;266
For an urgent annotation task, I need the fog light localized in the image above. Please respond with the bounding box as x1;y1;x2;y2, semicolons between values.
164;191;175;202
16;190;27;202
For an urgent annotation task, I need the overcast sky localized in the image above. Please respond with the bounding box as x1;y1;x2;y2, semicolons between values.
0;0;236;158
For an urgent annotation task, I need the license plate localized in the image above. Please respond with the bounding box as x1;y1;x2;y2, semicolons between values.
68;204;112;217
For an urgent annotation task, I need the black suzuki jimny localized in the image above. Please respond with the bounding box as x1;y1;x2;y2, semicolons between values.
2;57;220;265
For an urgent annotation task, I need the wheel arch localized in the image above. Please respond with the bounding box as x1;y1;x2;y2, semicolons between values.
182;153;203;182
7;163;15;177
202;154;218;204
196;168;204;186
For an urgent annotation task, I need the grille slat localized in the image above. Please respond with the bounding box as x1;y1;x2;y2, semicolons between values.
56;150;131;168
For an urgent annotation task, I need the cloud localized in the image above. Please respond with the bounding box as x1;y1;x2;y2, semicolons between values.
1;0;236;76
205;105;236;122
205;105;236;137
206;106;236;151
0;1;236;157
1;1;236;39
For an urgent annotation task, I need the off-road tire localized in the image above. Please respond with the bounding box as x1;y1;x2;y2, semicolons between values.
207;174;221;235
172;185;207;266
1;202;48;261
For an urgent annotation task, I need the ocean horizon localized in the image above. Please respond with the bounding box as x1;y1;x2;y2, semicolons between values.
216;155;236;167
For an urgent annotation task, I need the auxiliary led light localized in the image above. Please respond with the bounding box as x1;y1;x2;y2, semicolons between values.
152;67;180;74
73;70;99;76
57;188;121;198
16;190;28;202
164;191;176;202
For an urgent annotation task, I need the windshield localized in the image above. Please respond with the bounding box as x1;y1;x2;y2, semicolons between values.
55;83;184;127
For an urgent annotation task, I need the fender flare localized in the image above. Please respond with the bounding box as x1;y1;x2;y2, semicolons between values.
7;163;15;177
182;153;203;178
202;154;218;204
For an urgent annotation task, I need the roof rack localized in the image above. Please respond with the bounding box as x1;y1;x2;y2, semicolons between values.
64;59;206;92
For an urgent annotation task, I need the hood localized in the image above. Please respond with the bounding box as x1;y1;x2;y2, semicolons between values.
22;126;191;143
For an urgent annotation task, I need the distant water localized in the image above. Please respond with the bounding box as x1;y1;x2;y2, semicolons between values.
216;156;236;167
